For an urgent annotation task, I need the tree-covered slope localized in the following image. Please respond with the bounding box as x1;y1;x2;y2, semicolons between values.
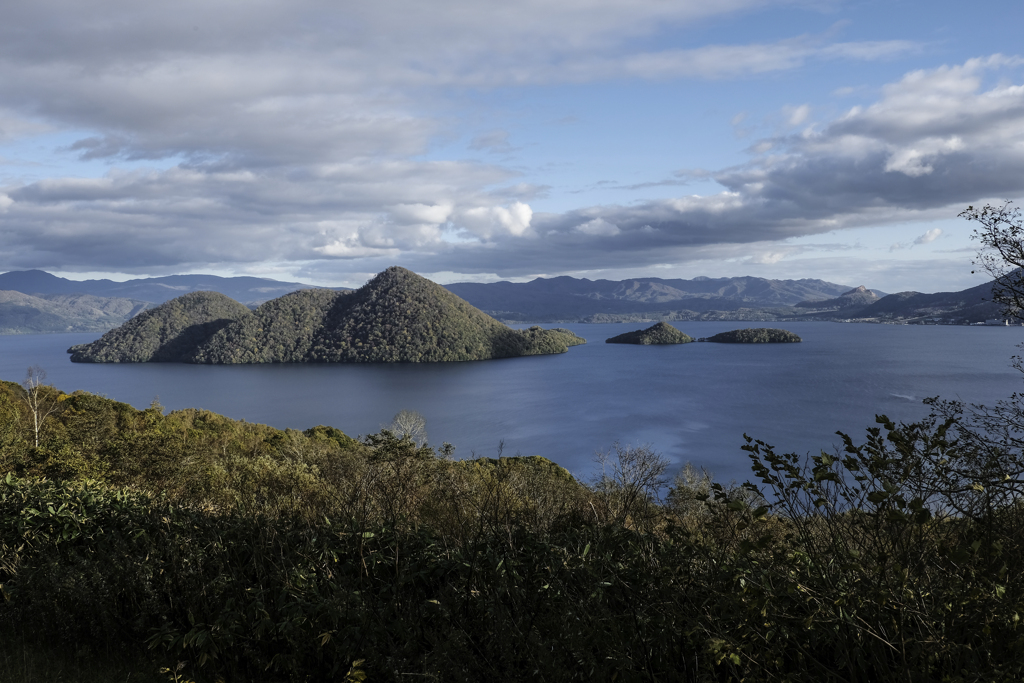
293;266;584;362
72;267;586;363
605;321;694;345
68;291;254;362
700;328;802;343
191;288;353;363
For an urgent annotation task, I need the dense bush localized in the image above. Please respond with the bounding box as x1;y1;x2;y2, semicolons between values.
2;377;1024;681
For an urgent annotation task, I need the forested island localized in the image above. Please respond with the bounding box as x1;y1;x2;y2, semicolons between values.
68;267;585;363
605;321;694;345
699;327;802;343
2;376;1023;682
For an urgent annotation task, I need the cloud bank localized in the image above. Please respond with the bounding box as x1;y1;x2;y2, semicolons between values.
0;1;1019;282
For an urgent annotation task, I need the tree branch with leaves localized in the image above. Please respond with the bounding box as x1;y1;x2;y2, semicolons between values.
961;201;1024;320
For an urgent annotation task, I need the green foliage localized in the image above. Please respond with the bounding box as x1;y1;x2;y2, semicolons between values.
605;321;694;345
700;327;802;343
3;376;1024;681
74;267;587;364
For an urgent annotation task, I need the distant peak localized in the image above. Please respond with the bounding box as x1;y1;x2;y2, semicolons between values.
842;285;870;295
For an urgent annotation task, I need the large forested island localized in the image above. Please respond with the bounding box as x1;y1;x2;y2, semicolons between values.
605;321;694;345
68;267;586;363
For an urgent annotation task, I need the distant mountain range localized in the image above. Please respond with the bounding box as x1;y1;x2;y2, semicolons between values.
445;277;1004;325
444;275;865;321
0;268;1009;334
0;291;153;334
0;269;335;306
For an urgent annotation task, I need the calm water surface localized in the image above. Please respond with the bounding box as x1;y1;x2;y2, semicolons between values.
1;321;1021;483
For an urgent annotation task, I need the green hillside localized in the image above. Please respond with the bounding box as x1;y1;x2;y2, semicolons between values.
71;267;586;364
4;377;1024;682
67;291;254;362
605;321;694;345
191;288;352;363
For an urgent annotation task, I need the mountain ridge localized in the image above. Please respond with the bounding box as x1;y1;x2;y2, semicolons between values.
0;291;153;334
0;269;342;306
444;274;859;321
0;268;1009;333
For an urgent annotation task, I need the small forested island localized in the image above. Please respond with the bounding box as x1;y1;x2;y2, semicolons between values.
68;266;586;363
605;321;694;345
699;327;802;343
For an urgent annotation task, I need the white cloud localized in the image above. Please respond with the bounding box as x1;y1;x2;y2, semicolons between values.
914;228;942;244
786;104;810;126
575;218;620;236
0;0;1019;286
748;251;788;264
456;202;534;240
388;203;453;226
566;38;918;82
884;136;965;176
7;46;1021;278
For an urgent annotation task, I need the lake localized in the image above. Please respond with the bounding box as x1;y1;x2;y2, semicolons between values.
1;321;1021;484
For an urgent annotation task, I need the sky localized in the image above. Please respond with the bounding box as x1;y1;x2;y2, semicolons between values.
1;0;1023;292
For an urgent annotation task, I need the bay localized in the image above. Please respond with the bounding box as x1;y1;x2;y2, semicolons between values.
0;321;1021;483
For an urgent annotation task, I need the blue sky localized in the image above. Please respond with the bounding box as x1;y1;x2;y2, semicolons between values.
1;0;1022;292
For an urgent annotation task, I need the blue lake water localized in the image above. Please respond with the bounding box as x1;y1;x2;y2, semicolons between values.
1;321;1022;484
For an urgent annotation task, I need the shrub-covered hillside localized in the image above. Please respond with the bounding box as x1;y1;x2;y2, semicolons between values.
69;267;587;363
605;321;694;345
3;376;1024;682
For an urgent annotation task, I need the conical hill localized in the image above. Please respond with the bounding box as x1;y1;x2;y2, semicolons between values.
68;291;253;362
301;266;581;362
605;321;694;345
71;267;586;363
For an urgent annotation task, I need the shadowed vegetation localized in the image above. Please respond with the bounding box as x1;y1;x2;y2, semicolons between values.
1;375;1023;682
67;291;253;362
